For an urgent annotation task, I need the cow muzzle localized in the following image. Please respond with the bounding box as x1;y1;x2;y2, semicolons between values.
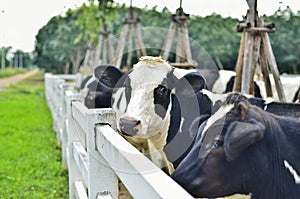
119;117;141;136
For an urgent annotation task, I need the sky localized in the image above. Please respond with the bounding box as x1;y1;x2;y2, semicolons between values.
1;0;300;52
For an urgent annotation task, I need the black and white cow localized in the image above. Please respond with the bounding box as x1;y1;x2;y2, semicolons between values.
164;86;227;168
111;56;215;173
171;97;300;199
80;65;124;108
166;91;300;169
224;75;262;98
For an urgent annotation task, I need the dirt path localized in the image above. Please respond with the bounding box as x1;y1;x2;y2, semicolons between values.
0;69;39;90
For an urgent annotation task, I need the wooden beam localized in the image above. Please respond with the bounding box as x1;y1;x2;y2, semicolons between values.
249;34;261;95
113;24;129;68
134;24;147;56
261;32;286;101
233;31;246;93
259;42;273;97
161;22;177;60
176;25;185;63
241;31;254;94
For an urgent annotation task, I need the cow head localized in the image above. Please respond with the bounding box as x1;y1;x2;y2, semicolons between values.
112;56;207;140
171;100;268;198
81;65;124;108
112;56;178;138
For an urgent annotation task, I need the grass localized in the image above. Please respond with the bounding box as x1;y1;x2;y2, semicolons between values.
0;67;28;79
0;71;68;198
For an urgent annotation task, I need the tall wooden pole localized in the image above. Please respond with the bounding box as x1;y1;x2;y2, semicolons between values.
160;6;195;68
233;0;286;101
112;6;146;69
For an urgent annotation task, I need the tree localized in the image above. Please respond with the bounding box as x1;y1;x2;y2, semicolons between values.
0;46;12;69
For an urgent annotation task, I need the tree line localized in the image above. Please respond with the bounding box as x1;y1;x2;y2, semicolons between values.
1;1;299;74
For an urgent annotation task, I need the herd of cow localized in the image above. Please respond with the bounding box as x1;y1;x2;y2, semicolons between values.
80;56;300;199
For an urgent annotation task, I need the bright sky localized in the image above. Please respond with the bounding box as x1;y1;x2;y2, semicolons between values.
1;0;300;52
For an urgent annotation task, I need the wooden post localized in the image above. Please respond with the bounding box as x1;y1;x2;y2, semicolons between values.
161;22;177;61
261;32;286;101
160;7;196;68
234;0;286;101
233;31;246;93
259;42;273;97
112;6;146;69
93;21;115;68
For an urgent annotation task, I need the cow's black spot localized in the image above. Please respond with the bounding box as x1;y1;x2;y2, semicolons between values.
124;77;132;106
161;69;178;89
154;84;171;119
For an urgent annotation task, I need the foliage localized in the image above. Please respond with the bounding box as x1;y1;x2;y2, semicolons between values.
13;49;32;68
0;67;28;78
0;47;31;69
34;11;87;74
0;46;12;67
33;4;300;74
0;72;68;198
264;7;300;74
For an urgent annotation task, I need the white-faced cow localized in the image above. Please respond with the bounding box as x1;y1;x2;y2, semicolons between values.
80;65;124;108
111;56;211;173
171;98;300;199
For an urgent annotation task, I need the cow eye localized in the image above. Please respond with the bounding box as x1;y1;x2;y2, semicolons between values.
157;85;169;95
212;135;224;148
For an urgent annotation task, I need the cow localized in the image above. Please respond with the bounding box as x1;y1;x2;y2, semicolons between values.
224;75;262;98
111;56;216;173
80;65;124;108
166;91;300;169
171;97;300;199
164;86;227;168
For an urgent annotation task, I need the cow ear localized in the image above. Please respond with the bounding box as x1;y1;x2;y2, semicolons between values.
94;65;124;88
176;73;207;95
224;119;265;161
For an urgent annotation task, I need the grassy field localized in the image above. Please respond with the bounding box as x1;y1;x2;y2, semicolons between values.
0;71;68;198
0;67;28;79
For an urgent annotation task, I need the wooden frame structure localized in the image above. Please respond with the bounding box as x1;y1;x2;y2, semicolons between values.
160;1;195;68
92;20;115;67
112;5;146;69
233;0;286;101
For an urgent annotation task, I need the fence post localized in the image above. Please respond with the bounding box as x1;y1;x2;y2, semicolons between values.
60;83;76;169
86;109;119;199
65;91;86;199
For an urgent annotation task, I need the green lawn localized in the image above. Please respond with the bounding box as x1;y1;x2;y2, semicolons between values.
0;71;68;198
0;67;28;79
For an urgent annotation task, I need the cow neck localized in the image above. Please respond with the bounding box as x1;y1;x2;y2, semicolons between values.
259;114;300;198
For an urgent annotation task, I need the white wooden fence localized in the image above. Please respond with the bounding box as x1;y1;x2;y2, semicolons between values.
44;73;193;199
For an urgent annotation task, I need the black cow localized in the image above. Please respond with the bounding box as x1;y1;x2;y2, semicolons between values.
165;85;226;168
80;65;123;108
224;75;262;98
172;99;300;199
166;92;300;169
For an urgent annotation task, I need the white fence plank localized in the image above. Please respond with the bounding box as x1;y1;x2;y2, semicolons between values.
72;142;88;186
96;125;194;199
74;181;88;199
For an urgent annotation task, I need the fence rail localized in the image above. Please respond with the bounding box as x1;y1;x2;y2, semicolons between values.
44;73;193;199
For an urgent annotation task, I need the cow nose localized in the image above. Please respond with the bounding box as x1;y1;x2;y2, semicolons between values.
119;118;141;136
